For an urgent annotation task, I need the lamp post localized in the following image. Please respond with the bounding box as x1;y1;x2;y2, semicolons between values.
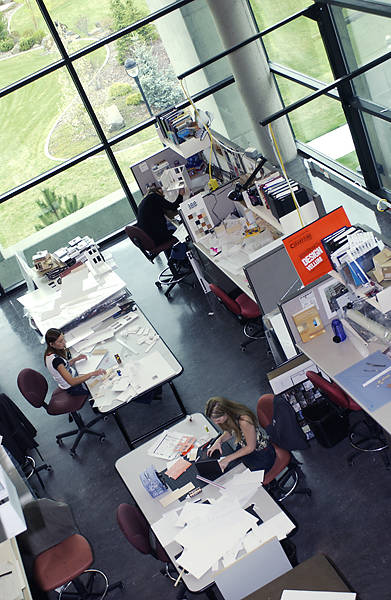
124;58;153;117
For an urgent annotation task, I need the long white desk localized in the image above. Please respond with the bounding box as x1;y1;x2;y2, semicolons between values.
115;413;295;594
18;266;127;335
296;325;391;434
65;303;185;449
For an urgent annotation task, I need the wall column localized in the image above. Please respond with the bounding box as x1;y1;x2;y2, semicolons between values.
206;0;297;163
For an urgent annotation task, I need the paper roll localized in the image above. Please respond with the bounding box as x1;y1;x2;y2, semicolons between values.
345;308;391;343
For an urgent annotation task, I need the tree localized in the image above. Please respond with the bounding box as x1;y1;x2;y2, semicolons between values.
132;43;184;111
35;188;85;230
110;0;156;65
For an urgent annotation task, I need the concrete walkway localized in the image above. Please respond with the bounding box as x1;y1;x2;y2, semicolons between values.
306;123;355;159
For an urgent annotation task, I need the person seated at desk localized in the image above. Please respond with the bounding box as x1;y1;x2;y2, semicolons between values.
44;328;105;396
205;396;276;473
137;183;184;247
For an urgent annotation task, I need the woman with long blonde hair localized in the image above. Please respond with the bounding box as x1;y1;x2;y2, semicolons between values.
205;396;275;473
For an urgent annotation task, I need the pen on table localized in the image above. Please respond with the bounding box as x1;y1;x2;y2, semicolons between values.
0;570;12;578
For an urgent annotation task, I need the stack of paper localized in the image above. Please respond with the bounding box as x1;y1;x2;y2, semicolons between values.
281;592;356;599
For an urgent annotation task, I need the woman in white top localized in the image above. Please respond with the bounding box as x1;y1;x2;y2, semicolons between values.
44;328;105;395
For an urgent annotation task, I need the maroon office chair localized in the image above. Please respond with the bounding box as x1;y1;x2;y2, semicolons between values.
117;503;186;599
125;225;192;299
209;283;264;351
257;394;311;501
306;371;389;468
21;499;122;598
17;368;105;458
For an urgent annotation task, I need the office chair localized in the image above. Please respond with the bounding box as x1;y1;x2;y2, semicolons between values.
125;225;192;299
17;368;105;458
257;394;311;501
116;503;187;600
20;498;122;599
0;392;52;490
306;371;390;469
209;283;264;351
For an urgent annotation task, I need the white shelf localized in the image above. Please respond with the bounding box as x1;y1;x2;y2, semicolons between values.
157;128;210;158
250;204;283;233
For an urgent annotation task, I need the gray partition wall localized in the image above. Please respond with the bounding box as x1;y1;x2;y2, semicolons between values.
244;241;300;315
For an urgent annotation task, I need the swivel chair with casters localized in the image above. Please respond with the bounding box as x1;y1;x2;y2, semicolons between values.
125;225;192;299
209;283;264;351
257;394;311;501
0;392;52;490
17;368;105;458
116;503;187;600
306;370;390;469
20;498;123;599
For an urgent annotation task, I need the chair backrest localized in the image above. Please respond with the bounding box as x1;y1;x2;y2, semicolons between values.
17;369;48;409
209;283;241;316
116;503;168;562
306;370;359;411
256;394;275;429
263;443;291;485
125;225;157;259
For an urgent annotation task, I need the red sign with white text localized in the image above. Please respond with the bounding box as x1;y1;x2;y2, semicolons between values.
283;207;351;286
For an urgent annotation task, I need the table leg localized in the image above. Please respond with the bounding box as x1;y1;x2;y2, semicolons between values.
112;411;135;450
169;381;186;415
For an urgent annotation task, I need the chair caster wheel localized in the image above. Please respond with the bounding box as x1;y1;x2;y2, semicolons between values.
166;295;172;301
103;416;109;422
56;439;64;447
70;450;77;458
155;281;162;289
47;466;53;472
99;436;106;443
240;346;246;352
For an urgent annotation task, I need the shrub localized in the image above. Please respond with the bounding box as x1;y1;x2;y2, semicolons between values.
109;82;132;99
126;91;142;106
32;29;45;44
0;38;14;52
19;35;35;51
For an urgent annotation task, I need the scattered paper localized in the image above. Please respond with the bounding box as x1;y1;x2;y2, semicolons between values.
165;458;192;480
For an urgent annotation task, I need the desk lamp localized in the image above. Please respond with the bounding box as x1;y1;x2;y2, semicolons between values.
227;156;267;202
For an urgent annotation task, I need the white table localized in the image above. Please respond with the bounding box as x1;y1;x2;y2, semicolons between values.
296;325;391;434
115;413;295;594
66;303;185;449
18;266;127;335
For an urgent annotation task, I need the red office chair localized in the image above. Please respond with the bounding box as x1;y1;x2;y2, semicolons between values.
306;371;389;468
117;503;186;599
17;368;105;458
209;283;264;351
257;394;311;501
125;225;192;299
21;499;122;599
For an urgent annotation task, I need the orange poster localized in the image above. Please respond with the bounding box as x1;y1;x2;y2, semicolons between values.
283;207;351;286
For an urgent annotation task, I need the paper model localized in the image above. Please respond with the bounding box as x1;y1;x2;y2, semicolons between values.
292;305;326;343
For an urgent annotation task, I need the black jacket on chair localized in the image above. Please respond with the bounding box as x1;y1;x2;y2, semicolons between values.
0;393;38;465
266;395;309;451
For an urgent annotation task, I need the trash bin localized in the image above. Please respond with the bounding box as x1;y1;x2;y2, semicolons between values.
302;400;348;447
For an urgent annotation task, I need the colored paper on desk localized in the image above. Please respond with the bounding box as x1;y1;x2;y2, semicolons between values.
334;350;391;412
165;457;192;480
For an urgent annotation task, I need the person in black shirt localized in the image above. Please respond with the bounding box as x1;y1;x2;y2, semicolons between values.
137;184;184;246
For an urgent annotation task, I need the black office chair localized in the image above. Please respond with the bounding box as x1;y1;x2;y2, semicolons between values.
209;283;264;351
125;225;192;299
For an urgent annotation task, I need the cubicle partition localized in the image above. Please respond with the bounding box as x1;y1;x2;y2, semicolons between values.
244;241;300;315
130;147;187;195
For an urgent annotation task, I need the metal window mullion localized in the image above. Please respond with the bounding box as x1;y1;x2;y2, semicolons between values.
316;3;382;193
269;62;340;99
315;0;391;19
